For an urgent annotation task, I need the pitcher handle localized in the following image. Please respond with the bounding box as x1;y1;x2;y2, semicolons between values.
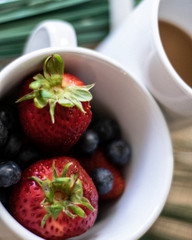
23;20;77;54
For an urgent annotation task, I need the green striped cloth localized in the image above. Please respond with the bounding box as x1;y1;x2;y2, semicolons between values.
0;0;110;68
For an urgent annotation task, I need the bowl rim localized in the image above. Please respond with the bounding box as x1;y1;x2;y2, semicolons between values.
0;47;174;240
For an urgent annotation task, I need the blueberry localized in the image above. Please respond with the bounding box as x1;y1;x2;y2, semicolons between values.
106;139;131;165
0;158;7;163
17;145;42;169
0;120;8;148
0;161;21;187
76;129;99;156
90;168;113;195
0;105;16;131
3;132;23;159
89;110;100;128
0;187;11;206
95;118;121;143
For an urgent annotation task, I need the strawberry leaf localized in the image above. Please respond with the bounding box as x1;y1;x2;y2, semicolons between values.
33;73;45;81
45;205;63;220
54;54;65;76
63;206;76;219
69;84;95;102
71;190;95;211
34;97;48;109
52;177;71;184
63;84;94;102
52;161;59;179
49;100;57;124
80;197;95;211
29;79;42;90
39;89;55;99
30;176;54;203
41;212;51;228
16;91;38;103
43;54;64;86
61;162;72;177
66;96;85;113
71;178;83;198
58;98;74;107
69;205;86;218
16;55;94;124
33;74;50;90
58;84;95;113
29;160;95;229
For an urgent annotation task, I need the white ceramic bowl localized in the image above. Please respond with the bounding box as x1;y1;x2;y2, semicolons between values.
0;47;173;240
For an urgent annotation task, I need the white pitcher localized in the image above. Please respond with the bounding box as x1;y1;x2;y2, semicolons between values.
97;0;192;130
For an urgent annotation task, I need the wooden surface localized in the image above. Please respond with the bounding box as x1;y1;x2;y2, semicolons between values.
141;125;192;240
0;220;20;240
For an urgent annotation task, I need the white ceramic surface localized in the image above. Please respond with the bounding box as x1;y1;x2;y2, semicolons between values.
24;21;77;54
96;0;192;129
0;20;173;240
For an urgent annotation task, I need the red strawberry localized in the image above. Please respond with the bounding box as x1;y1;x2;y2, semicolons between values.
17;54;94;155
79;148;125;200
9;156;98;240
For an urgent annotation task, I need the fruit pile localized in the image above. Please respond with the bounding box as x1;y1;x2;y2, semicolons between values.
0;55;131;240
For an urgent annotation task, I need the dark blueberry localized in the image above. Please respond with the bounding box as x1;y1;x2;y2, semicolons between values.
76;129;99;156
0;104;16;131
0;161;21;187
0;120;8;148
106;139;131;166
89;110;100;128
0;158;7;163
17;145;42;169
94;118;121;143
90;168;113;195
3;132;23;159
0;187;11;206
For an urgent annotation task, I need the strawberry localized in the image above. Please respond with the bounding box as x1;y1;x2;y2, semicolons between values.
9;156;98;240
78;148;125;200
16;54;94;155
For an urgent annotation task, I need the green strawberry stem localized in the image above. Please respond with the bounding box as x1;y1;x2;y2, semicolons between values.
16;54;94;123
29;161;95;228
